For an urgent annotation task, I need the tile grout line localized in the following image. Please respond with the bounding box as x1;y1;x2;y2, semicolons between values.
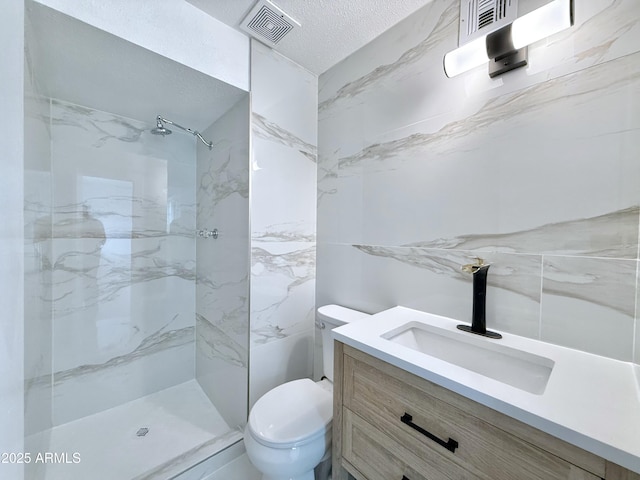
538;255;544;341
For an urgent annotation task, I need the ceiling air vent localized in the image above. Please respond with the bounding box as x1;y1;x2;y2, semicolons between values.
459;0;518;45
240;0;300;47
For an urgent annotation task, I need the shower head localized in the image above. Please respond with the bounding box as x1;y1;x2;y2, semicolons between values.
150;116;172;136
151;115;213;150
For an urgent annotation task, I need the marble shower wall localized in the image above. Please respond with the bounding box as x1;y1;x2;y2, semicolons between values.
24;22;53;437
1;4;25;476
43;99;198;425
317;0;640;363
196;95;250;429
249;41;318;406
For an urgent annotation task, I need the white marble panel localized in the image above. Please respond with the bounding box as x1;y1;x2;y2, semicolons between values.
249;331;314;408
541;256;637;361
319;0;453;104
317;243;542;337
251;41;318;146
51;146;195;240
317;0;640;364
50;100;196;162
46;100;198;424
196;236;249;345
195;96;250;430
196;100;250;240
52;328;194;426
319;0;640;136
24;92;54;437
248;40;317;404
251;131;317;241
52;236;194;369
196;329;247;431
0;2;25;475
324;51;640;253
196;235;248;430
250;242;316;346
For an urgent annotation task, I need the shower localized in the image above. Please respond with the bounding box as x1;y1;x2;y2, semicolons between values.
23;3;251;478
151;115;214;150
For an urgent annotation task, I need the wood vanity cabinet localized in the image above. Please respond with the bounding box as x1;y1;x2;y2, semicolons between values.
332;342;640;480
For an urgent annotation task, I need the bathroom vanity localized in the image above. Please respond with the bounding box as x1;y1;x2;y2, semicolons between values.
331;307;640;480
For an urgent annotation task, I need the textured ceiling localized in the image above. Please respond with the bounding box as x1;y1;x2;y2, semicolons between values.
186;0;436;74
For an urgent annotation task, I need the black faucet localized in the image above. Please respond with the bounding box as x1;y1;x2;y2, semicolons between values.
457;257;502;339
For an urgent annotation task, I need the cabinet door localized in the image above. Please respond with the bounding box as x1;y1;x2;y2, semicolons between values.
343;354;600;480
343;408;480;480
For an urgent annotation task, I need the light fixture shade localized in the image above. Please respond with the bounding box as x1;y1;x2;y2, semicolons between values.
512;0;573;49
443;0;574;78
443;35;489;78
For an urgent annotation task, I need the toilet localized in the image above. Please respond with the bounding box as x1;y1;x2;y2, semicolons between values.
244;305;369;480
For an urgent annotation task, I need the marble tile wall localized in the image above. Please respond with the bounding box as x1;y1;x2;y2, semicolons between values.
23;88;53;437
249;41;318;406
24;15;54;439
0;2;25;479
196;95;250;429
317;0;640;363
38;99;198;425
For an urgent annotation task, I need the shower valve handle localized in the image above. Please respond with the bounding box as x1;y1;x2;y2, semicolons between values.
197;228;218;239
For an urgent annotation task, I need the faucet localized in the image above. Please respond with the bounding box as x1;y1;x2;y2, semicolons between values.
457;257;502;339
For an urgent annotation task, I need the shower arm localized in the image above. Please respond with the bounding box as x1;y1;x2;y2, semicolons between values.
158;116;213;150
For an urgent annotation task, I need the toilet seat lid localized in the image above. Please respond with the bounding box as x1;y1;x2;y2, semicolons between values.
248;378;333;448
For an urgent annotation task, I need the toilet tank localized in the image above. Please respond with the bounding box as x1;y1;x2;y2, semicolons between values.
317;305;369;382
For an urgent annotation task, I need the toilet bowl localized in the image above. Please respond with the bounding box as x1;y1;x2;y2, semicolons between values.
244;305;369;480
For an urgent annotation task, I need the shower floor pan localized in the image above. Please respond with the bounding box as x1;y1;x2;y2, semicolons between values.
24;380;242;480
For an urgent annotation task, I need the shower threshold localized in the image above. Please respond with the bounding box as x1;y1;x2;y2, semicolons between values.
24;380;242;480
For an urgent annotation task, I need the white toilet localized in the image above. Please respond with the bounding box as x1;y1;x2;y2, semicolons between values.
244;305;369;480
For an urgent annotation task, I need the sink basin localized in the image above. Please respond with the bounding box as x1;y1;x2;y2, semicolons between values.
381;321;554;395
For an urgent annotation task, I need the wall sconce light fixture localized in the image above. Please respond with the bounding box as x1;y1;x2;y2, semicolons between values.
444;0;574;78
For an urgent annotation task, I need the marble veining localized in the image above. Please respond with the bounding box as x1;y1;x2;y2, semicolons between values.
318;0;457;114
195;96;250;431
252;225;316;243
52;200;196;239
405;207;639;258
52;100;147;147
572;0;640;64
197;147;249;216
252;113;317;163
40;98;201;425
543;256;637;317
354;235;637;317
196;314;247;368
52;323;194;386
335;55;640;175
251;245;316;289
52;238;195;318
317;0;640;363
249;41;316;412
317;162;338;204
353;244;542;304
250;244;316;344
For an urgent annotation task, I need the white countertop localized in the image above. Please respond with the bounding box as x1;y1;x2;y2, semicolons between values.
332;306;640;474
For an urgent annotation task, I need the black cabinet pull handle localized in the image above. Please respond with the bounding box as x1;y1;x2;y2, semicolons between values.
400;413;459;453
